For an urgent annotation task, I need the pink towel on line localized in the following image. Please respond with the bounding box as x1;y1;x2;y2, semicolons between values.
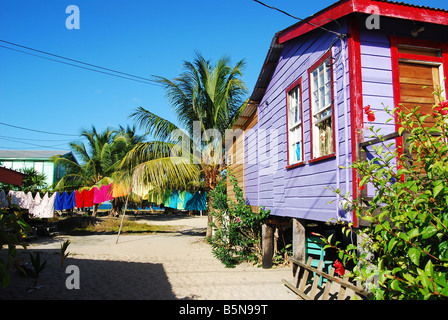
93;184;113;204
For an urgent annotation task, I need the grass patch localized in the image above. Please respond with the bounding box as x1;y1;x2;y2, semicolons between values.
56;216;180;235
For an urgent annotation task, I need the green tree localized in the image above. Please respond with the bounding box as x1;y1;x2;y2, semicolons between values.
326;96;448;300
20;168;47;192
51;126;145;216
125;52;248;237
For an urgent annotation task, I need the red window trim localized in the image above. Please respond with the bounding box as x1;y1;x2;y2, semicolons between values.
308;153;336;164
285;76;304;169
390;36;448;169
307;49;336;163
286;161;306;170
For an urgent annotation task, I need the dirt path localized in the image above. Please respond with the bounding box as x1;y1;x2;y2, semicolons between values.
0;213;296;300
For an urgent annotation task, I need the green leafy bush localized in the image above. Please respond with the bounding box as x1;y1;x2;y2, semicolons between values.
208;172;270;267
327;96;448;299
0;200;31;288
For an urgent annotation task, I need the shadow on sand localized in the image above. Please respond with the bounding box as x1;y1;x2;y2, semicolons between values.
0;248;177;300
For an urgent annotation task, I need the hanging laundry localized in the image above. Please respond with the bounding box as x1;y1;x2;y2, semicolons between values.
29;192;42;218
163;189;171;207
184;191;194;210
75;190;82;208
55;192;66;211
63;191;76;209
75;189;94;208
112;183;130;198
0;190;7;208
93;184;114;204
24;192;34;210
199;192;207;211
177;190;187;210
168;190;179;209
36;193;49;218
8;190;27;208
84;188;94;207
40;193;56;218
185;191;207;211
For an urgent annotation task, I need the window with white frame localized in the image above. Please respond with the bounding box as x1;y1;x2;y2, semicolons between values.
287;82;303;166
310;55;334;159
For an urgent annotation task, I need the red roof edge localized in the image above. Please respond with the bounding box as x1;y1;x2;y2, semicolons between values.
0;166;24;186
278;0;448;44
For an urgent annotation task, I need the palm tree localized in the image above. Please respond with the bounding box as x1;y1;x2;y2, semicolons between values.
51;126;145;216
124;52;248;237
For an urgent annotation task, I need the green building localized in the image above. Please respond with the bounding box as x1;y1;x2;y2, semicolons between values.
0;150;77;189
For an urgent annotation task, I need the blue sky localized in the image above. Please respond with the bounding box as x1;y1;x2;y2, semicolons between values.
0;0;447;152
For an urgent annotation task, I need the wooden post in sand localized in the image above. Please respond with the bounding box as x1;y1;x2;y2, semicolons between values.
116;196;129;244
262;223;274;269
292;218;306;262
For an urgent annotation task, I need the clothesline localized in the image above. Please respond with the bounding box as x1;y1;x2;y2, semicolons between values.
0;183;115;218
0;183;208;218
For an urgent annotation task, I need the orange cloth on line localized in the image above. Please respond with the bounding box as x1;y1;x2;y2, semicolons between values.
112;183;130;198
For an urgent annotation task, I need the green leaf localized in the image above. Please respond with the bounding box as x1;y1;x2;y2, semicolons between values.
421;225;438;240
408;228;420;240
408;247;421;266
391;279;406;293
388;238;398;253
433;183;444;198
424;260;434;277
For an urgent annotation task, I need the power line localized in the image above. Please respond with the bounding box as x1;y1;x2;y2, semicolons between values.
0;122;79;137
0;40;163;87
0;136;69;149
0;135;72;142
0;145;67;151
251;0;346;38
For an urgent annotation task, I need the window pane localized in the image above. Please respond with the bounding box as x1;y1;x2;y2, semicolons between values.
325;82;331;106
287;84;303;165
325;62;332;106
319;86;325;110
318;118;333;156
296;142;301;162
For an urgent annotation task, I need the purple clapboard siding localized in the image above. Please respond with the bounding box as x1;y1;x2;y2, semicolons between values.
244;22;354;223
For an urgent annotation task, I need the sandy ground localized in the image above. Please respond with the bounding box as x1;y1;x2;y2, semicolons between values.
0;213;297;300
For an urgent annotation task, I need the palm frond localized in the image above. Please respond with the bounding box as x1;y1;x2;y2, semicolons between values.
130;106;180;142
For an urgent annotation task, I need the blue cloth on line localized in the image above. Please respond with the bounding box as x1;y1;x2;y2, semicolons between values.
55;192;76;210
168;190;179;209
184;191;194;210
54;192;65;210
185;191;207;211
63;191;76;209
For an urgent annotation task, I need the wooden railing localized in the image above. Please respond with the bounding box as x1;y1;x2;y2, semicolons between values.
282;257;371;300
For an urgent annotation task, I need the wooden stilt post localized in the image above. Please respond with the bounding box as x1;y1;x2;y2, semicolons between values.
292;218;306;277
116;195;129;244
262;223;274;269
293;218;306;262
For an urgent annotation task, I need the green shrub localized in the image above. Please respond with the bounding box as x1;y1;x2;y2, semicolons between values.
208;171;270;267
326;95;448;299
0;200;31;288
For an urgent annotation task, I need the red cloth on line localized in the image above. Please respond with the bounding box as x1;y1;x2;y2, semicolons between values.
75;189;94;208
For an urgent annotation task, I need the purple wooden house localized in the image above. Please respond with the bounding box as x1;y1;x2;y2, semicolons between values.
227;0;448;265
